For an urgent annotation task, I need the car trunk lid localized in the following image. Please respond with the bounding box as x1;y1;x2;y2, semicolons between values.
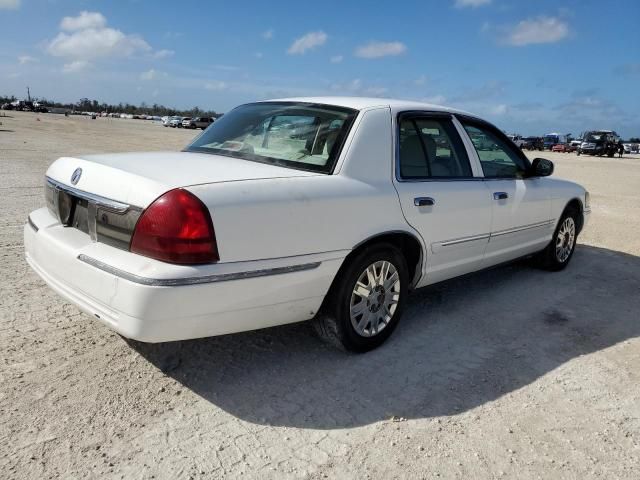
46;151;318;208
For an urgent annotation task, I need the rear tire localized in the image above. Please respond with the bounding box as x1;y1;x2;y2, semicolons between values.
534;207;579;271
313;244;409;352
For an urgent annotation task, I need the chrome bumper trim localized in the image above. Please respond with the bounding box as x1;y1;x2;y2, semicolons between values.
77;254;321;286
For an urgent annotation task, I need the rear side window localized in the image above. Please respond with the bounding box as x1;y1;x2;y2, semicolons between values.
399;116;472;179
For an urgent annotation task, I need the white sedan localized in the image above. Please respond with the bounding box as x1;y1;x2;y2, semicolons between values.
25;97;590;352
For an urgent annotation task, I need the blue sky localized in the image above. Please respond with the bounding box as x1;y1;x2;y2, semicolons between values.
1;0;639;137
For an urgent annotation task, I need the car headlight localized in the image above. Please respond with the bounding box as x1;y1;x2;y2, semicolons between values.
585;191;590;210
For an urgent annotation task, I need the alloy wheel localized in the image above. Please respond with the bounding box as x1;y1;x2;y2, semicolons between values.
555;217;576;263
349;260;401;337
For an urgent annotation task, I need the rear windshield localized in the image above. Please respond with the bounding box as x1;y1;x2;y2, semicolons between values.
185;102;358;173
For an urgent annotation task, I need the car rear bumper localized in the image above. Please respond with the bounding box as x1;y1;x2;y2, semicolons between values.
25;207;346;342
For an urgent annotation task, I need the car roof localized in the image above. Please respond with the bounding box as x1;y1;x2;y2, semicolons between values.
262;96;475;117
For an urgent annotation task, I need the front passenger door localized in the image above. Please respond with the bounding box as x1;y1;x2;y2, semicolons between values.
459;119;552;266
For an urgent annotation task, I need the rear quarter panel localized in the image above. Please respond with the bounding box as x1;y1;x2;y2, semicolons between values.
188;107;419;263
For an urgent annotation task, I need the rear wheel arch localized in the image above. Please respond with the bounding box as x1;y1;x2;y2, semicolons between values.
340;231;424;290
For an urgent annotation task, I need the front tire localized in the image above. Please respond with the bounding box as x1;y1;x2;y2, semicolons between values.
314;244;409;352
535;207;579;271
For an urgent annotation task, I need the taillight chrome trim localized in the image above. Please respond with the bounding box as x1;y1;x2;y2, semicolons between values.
46;177;136;213
77;254;321;286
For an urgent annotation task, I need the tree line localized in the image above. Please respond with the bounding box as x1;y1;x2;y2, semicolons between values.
2;93;639;142
0;94;221;118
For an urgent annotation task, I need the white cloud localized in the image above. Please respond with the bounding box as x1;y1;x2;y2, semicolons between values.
287;31;327;55
60;11;106;31
363;86;388;96
140;69;157;80
63;60;90;73
490;104;508;115
454;0;491;8
330;55;343;63
164;31;183;39
47;11;151;61
48;29;150;60
205;81;227;91
355;41;407;59
18;55;37;64
212;64;239;71
330;78;388;97
153;49;174;59
262;29;274;40
505;16;569;46
0;0;20;10
422;95;447;105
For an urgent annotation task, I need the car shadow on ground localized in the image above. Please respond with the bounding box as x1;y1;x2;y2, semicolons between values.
131;245;640;429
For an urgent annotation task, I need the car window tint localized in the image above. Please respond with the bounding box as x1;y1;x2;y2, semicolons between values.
462;123;527;178
399;117;472;179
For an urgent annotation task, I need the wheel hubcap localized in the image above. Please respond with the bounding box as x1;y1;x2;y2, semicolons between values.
555;217;576;263
350;260;401;337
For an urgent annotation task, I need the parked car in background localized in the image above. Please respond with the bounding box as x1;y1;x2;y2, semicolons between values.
523;136;544;151
623;143;639;154
24;97;590;352
543;133;568;150
578;130;620;157
568;140;582;152
180;117;192;128
507;134;526;148
185;117;215;129
552;143;570;153
168;116;184;128
163;116;179;127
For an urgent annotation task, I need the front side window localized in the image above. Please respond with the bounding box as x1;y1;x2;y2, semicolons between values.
399;116;472;179
186;102;358;173
462;122;528;178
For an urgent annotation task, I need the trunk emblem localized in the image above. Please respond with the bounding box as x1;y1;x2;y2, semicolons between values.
71;168;82;185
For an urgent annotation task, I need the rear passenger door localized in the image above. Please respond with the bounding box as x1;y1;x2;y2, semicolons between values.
392;113;493;286
458;117;552;266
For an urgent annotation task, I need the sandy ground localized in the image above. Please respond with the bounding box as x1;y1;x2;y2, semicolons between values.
1;110;639;480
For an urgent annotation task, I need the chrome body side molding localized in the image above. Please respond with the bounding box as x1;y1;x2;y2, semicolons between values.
489;220;555;239
77;254;321;287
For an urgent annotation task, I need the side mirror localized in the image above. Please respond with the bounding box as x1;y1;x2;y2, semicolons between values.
530;158;554;177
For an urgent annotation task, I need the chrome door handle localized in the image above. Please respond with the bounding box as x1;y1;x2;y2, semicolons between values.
414;197;435;207
493;192;508;200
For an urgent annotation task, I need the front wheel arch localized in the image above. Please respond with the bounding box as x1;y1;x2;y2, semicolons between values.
563;198;584;233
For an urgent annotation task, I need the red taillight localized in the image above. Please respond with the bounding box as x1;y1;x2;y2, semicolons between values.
130;189;219;264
